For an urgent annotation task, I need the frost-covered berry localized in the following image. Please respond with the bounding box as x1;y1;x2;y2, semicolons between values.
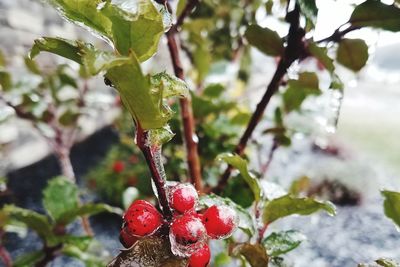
124;200;162;236
169;183;198;214
169;213;206;257
202;205;237;239
119;226;138;248
112;161;125;173
130;199;154;209
188;244;211;267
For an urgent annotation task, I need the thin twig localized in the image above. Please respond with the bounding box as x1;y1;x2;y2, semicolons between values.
315;25;360;43
260;139;279;175
213;3;304;194
165;4;203;192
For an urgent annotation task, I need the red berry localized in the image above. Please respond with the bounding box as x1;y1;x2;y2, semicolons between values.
169;183;198;214
112;161;125;173
202;205;237;239
188;244;211;267
119;227;138;248
130;199;154;209
124;201;162;236
170;214;205;245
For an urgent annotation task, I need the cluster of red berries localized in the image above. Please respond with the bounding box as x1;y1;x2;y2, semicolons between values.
119;183;238;267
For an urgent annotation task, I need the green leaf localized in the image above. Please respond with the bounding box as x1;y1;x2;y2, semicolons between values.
375;258;400;267
336;38;369;71
217;153;263;201
233;243;269;267
30;37;128;75
214;252;231;267
63;244;104;267
45;0;164;61
43;176;79;223
0;71;12;91
24;57;41;75
283;72;320;112
58;109;80;126
245;25;284;56
199;194;256;237
13;251;45;267
262;194;336;224
297;0;318;25
349;0;400;32
203;83;225;98
308;42;335;73
30;38;186;132
223;175;255;208
150;72;189;99
107;236;187;267
30;37;84;64
59;235;93;251
57;203;122;225
105;54;182;130
103;0;164;60
381;190;400;229
3;205;56;243
263;230;306;256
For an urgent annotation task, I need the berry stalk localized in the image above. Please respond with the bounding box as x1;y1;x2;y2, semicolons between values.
136;124;173;220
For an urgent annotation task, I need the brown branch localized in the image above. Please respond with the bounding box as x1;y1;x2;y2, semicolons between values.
213;3;304;194
165;19;203;192
136;124;173;220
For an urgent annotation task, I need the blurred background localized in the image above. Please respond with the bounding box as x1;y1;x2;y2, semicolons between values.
0;0;399;266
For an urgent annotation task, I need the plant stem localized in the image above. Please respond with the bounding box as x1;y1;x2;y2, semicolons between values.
315;25;360;44
213;3;304;194
136;124;173;220
166;27;203;192
34;244;63;267
55;147;75;183
260;139;279;175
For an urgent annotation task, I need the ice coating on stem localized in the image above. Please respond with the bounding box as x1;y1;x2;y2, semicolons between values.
148;145;169;212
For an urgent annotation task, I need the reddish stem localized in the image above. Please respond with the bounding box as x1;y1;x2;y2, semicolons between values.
166;29;203;192
257;223;269;244
136;124;173;220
